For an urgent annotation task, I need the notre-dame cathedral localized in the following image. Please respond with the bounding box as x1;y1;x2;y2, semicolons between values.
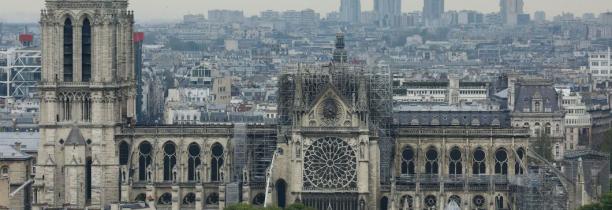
33;0;539;210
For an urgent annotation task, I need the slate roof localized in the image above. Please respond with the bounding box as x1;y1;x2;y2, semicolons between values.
0;144;31;160
0;132;39;152
65;127;86;145
393;110;510;127
513;82;560;113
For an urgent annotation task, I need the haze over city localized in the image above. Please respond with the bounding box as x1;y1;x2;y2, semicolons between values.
1;0;611;22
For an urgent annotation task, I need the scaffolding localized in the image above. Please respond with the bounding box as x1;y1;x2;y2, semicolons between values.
0;48;41;99
512;166;568;210
277;62;394;181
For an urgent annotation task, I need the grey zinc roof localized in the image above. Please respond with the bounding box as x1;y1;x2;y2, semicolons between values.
393;110;510;127
513;83;560;113
0;132;39;152
65;127;86;145
0;144;31;160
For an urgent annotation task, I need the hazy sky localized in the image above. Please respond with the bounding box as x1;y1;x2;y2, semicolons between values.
1;0;611;23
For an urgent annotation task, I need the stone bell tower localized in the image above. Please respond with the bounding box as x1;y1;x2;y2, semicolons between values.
35;0;135;208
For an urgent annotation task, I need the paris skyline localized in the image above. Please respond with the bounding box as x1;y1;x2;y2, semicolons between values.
1;0;610;23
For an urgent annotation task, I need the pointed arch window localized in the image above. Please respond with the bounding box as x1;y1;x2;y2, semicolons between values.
401;146;415;175
449;147;462;175
399;195;414;210
211;143;224;182
515;148;525;174
473;148;486;175
119;141;129;165
495;149;508;175
138;142;152;181
81;18;91;82
63;18;73;82
425;147;438;174
163;142;177;181
187;143;201;181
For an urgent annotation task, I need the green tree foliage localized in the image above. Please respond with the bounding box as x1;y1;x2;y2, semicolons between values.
166;36;205;51
577;191;612;210
533;132;553;161
285;203;316;210
224;203;314;210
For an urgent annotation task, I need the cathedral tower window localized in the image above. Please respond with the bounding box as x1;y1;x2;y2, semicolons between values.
210;143;224;181
379;196;389;210
401;146;415;175
183;193;196;206
448;195;461;207
187;143;201;181
162;142;177;181
425;147;438;174
424;195;437;210
449;147;462;175
515;147;525;174
206;193;219;205
63;18;73;82
473;148;486;175
85;157;92;203
158;193;172;205
495;194;504;209
119;141;129;165
494;148;508;175
138;142;152;181
400;195;414;210
81;18;91;82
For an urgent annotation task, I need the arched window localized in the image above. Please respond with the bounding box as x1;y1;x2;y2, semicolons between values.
138;142;152;181
473;148;486;175
81;17;91;82
495;194;504;209
399;195;414;210
515;148;525;175
1;166;8;175
119;141;129;165
206;193;219;205
448;195;461;207
473;195;486;208
425;147;438;174
211;143;224;182
187;143;201;181
380;196;389;210
163;142;177;181
449;147;462;175
134;193;146;202
182;193;196;205
158;192;172;205
545;123;552;135
495;149;508;175
401;146;415;175
252;193;265;206
424;195;437;210
63;18;73;82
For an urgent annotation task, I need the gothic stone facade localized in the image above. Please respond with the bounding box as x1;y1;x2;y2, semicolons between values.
34;0;532;210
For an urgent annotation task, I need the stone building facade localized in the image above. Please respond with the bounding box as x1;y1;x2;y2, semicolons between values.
33;1;537;210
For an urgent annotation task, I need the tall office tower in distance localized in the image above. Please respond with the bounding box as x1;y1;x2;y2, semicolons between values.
340;0;361;23
423;0;445;24
374;0;402;27
500;0;524;26
534;11;546;23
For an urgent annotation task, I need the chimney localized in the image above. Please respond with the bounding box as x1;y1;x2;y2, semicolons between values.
14;142;21;152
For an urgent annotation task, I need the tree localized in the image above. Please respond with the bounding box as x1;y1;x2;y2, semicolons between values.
224;203;314;210
285;203;316;210
532;132;553;161
577;191;612;210
224;203;280;210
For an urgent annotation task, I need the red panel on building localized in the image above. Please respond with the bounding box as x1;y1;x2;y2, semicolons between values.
19;34;33;42
133;32;144;43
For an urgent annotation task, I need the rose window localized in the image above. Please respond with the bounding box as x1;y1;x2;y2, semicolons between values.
303;137;357;190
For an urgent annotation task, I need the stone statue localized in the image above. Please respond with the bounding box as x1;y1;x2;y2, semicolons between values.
360;142;366;159
146;165;153;183
196;165;202;182
172;165;178;183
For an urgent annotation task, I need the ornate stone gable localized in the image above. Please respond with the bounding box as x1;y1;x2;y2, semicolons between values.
301;85;358;128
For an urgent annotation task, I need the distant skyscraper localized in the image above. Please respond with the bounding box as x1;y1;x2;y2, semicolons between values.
374;0;401;26
500;0;524;26
534;11;546;23
423;0;444;23
340;0;361;23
